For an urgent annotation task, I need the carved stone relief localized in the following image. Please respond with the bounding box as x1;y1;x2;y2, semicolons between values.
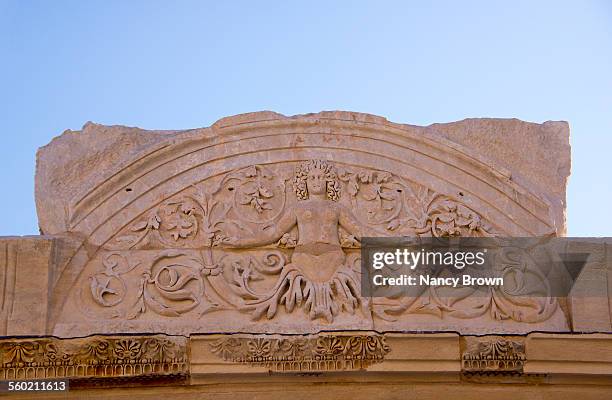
461;336;526;374
0;335;188;381
32;113;570;336
209;333;390;372
371;240;565;332
51;158;567;336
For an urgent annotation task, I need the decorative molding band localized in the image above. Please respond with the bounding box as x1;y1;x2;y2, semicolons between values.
1;331;610;389
461;336;526;374
208;333;390;372
0;335;188;382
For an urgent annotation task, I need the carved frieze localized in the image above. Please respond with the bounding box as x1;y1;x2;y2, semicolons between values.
371;242;561;325
209;333;390;372
0;335;188;381
54;159;567;336
110;161;496;253
461;337;525;374
33;113;568;336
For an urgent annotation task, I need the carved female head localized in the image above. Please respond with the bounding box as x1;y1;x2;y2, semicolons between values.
293;160;340;201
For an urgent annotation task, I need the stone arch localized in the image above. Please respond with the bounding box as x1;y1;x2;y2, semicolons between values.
37;111;565;335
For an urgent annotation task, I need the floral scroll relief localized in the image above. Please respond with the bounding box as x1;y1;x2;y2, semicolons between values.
337;166;495;237
225;165;287;220
111;162;495;251
222;160;368;322
113;187;236;249
112;164;289;251
371;243;559;324
89;253;141;307
126;250;210;318
334;166;557;324
91;160;560;326
88;251;220;319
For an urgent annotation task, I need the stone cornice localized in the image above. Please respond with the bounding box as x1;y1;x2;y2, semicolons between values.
0;332;611;397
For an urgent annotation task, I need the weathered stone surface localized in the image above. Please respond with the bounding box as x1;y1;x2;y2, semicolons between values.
0;237;51;336
0;334;188;381
429;118;571;235
4;109;612;400
525;333;612;375
3;332;612;398
26;111;579;336
36;112;570;237
566;238;612;332
35;123;171;235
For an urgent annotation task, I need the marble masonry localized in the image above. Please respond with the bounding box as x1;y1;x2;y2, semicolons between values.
1;111;611;399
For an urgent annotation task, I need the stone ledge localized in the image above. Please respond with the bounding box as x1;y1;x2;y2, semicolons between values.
525;333;612;375
1;332;611;389
0;334;188;382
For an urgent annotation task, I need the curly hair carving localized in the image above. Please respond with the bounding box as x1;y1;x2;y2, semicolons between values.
293;160;341;201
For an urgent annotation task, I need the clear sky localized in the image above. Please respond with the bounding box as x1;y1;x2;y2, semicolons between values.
1;1;610;236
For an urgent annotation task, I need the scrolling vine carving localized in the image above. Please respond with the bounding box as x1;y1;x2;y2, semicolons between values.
81;160;559;327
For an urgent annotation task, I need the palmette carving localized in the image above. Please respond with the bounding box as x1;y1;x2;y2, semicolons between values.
209;334;390;371
0;335;188;380
462;337;525;373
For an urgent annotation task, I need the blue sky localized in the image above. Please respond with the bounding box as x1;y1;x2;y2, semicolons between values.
1;1;610;236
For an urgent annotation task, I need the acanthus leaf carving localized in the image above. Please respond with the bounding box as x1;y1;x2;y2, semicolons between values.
86;250;224;320
371;241;559;324
79;160;561;328
337;165;495;238
89;253;140;308
126;250;216;319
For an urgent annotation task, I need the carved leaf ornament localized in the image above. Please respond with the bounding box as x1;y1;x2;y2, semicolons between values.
84;160;557;326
